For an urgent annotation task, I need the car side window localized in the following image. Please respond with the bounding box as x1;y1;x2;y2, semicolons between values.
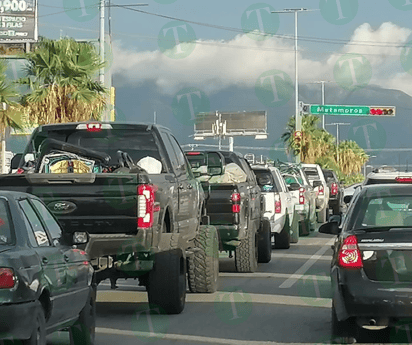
31;199;62;245
19;199;50;247
159;131;181;173
168;135;187;170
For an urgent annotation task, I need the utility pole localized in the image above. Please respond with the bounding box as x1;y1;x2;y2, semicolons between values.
325;123;350;165
99;0;107;121
272;8;317;163
312;81;331;130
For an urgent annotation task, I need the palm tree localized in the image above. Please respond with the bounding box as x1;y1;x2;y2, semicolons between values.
19;38;107;125
338;140;368;174
282;114;335;163
0;59;23;172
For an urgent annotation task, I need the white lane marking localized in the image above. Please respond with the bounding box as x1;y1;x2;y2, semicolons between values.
219;272;331;281
279;238;335;289
271;253;332;261
96;327;320;345
97;290;331;308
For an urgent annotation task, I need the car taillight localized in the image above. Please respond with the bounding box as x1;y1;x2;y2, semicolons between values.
275;199;281;214
318;185;324;195
338;235;363;269
232;192;241;213
137;184;155;228
299;187;305;205
331;183;338;196
16;168;24;174
0;268;16;289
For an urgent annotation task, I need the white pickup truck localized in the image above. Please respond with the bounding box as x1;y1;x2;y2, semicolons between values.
301;163;330;223
252;165;298;247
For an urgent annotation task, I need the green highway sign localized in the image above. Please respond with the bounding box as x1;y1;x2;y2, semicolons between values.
301;104;396;117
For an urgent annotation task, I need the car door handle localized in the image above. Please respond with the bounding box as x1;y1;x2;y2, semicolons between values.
42;257;48;264
187;184;193;189
178;183;185;190
64;255;70;262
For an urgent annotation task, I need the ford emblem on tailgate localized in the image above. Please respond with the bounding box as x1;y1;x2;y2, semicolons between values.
48;201;77;214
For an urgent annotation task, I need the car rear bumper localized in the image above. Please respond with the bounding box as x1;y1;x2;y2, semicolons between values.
0;300;37;340
334;268;412;321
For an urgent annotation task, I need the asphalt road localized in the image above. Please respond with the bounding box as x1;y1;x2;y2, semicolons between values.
45;229;411;345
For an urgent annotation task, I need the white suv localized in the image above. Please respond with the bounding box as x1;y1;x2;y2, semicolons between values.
301;163;330;223
252;165;298;248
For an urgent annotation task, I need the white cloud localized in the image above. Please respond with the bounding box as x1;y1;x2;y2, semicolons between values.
112;22;412;96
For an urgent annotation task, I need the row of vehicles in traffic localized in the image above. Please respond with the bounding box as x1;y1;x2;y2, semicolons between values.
0;121;346;344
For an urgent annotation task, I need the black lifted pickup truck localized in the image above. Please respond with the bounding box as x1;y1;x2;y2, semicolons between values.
185;150;270;273
2;122;219;314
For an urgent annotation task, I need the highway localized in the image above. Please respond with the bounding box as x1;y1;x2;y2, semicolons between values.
46;230;339;345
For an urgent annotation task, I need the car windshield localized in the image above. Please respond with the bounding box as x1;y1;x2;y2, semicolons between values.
0;199;13;245
356;195;412;228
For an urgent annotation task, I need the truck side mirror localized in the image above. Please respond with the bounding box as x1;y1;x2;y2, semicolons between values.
288;183;301;191
10;153;23;171
207;152;224;176
313;180;323;188
343;195;352;204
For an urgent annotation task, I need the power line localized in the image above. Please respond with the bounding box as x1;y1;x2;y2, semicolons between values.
115;5;411;49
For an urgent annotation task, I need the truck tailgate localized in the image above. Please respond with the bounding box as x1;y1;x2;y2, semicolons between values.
0;173;138;235
204;183;237;225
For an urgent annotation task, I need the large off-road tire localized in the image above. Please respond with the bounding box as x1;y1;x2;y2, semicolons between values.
235;226;258;273
274;215;291;249
317;207;328;223
257;219;271;263
188;225;219;293
22;301;46;345
69;286;96;345
147;248;186;314
331;304;356;344
290;212;299;244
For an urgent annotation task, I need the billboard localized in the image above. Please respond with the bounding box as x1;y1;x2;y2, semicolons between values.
0;0;37;42
194;111;267;137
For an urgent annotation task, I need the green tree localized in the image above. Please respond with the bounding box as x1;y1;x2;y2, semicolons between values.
0;59;23;172
19;38;107;125
282;114;367;185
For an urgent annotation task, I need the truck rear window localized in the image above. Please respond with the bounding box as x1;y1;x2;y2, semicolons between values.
254;170;281;193
34;129;162;166
303;168;320;180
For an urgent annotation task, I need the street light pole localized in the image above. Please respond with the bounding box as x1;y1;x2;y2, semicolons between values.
325;123;350;165
272;8;317;163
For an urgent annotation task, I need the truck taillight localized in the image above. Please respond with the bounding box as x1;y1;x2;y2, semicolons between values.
137;185;155;228
338;235;363;269
232;192;241;213
318;185;324;195
299;187;305;205
275;199;281;214
331;183;338;196
0;268;16;289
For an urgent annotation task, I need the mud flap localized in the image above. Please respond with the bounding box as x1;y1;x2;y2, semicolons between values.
157;232;187;256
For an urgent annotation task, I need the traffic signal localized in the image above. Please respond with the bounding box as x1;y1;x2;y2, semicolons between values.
369;106;395;116
294;131;303;154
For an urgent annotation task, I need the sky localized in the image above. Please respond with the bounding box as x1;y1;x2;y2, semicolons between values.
9;0;412;166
